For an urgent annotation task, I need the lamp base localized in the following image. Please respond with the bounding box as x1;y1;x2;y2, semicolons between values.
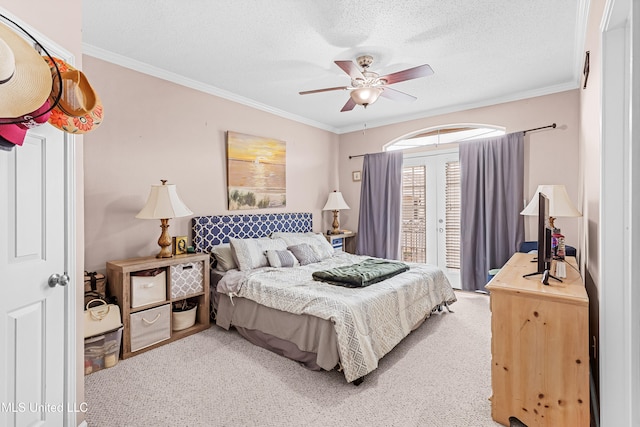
330;210;340;235
156;218;174;258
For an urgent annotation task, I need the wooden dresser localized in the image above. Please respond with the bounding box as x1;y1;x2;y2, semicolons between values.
486;252;589;426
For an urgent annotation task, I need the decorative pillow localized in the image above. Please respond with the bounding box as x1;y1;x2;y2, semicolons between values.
309;233;335;259
229;238;288;271
287;243;321;266
272;232;334;260
229;238;266;271
265;249;300;268
211;243;237;271
258;237;288;252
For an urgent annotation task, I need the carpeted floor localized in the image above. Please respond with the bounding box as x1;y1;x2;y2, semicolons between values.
84;290;501;426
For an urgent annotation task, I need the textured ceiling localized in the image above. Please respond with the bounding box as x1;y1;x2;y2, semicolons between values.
82;0;587;134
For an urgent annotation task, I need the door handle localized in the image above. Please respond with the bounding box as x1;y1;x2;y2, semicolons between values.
48;273;70;288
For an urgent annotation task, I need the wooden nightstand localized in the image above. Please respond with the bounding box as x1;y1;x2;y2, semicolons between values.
325;232;357;254
106;252;210;359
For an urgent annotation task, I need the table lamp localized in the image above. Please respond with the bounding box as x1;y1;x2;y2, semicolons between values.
521;184;582;228
322;190;350;235
136;180;193;258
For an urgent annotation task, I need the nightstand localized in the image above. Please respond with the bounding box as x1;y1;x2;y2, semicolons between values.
325;232;357;254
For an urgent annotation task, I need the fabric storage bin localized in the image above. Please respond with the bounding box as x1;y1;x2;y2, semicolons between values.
130;269;166;308
170;261;203;298
172;302;198;331
84;326;122;375
129;304;171;352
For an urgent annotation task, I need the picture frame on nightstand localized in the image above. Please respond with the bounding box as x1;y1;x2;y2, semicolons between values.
172;236;187;255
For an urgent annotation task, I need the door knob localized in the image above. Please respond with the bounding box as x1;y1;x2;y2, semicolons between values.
48;273;70;288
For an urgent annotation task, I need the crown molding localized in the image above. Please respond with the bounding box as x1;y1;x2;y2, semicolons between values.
335;81;580;134
82;43;339;134
83;43;580;136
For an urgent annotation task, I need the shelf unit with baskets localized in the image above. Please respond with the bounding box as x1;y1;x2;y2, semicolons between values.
106;252;210;359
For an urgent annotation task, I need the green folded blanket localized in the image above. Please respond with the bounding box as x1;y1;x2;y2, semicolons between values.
312;258;410;288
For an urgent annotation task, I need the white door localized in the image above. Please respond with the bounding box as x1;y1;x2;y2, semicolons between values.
0;123;67;426
402;150;461;288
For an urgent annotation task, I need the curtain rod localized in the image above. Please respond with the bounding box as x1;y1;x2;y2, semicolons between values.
348;123;557;159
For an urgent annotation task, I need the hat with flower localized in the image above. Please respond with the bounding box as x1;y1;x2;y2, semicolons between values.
43;56;103;134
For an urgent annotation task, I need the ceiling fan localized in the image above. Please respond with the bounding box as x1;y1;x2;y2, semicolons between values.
299;55;434;112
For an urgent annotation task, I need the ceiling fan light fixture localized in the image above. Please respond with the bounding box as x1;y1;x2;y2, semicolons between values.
350;87;383;107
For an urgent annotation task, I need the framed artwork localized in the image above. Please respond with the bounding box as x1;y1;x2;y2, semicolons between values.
352;170;361;182
226;131;286;210
172;236;187;255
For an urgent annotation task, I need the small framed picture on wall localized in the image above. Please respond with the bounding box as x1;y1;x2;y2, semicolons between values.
352;171;361;182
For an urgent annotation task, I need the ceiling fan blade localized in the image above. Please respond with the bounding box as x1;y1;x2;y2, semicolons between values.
335;60;364;80
340;97;357;112
380;87;417;102
379;64;434;85
299;86;349;95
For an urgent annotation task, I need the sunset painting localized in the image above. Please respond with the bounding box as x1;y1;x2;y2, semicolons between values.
226;131;286;210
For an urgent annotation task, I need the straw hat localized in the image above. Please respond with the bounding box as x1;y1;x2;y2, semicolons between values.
0;22;52;118
44;56;103;134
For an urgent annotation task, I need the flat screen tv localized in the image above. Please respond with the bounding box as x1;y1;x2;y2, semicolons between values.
523;192;560;283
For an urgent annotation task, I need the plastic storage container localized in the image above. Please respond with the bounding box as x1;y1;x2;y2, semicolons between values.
84;327;123;375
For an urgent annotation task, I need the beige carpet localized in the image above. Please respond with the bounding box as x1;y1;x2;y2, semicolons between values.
84;290;501;426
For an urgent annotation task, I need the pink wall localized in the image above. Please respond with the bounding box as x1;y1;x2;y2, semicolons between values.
338;90;581;248
82;57;339;271
83;56;582;268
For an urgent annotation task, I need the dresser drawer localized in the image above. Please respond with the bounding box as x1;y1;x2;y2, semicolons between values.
130;269;166;308
130;304;171;352
170;261;204;298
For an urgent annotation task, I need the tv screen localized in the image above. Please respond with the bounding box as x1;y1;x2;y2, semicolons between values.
537;192;551;273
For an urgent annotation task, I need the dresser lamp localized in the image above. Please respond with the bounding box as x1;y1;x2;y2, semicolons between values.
521;184;582;228
322;190;350;235
136;180;193;258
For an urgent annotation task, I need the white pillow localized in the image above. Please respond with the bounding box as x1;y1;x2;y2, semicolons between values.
272;233;334;260
265;249;300;268
229;238;287;271
309;233;335;259
211;243;237;271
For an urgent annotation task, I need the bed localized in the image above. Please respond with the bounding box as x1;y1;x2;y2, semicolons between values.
192;212;456;383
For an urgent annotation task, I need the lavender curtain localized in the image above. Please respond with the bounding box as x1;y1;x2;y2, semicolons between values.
459;132;525;291
356;151;403;259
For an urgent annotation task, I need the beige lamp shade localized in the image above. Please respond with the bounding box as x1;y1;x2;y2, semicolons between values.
136;180;193;258
322;191;350;211
323;191;349;235
521;184;582;218
136;182;193;219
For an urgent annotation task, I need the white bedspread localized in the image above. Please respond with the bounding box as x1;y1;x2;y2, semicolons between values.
217;253;457;382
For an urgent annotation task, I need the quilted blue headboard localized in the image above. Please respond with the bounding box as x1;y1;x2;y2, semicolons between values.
191;212;313;253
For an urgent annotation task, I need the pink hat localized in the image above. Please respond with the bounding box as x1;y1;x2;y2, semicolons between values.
0;100;51;146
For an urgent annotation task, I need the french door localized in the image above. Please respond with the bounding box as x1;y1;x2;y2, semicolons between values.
402;150;460;288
